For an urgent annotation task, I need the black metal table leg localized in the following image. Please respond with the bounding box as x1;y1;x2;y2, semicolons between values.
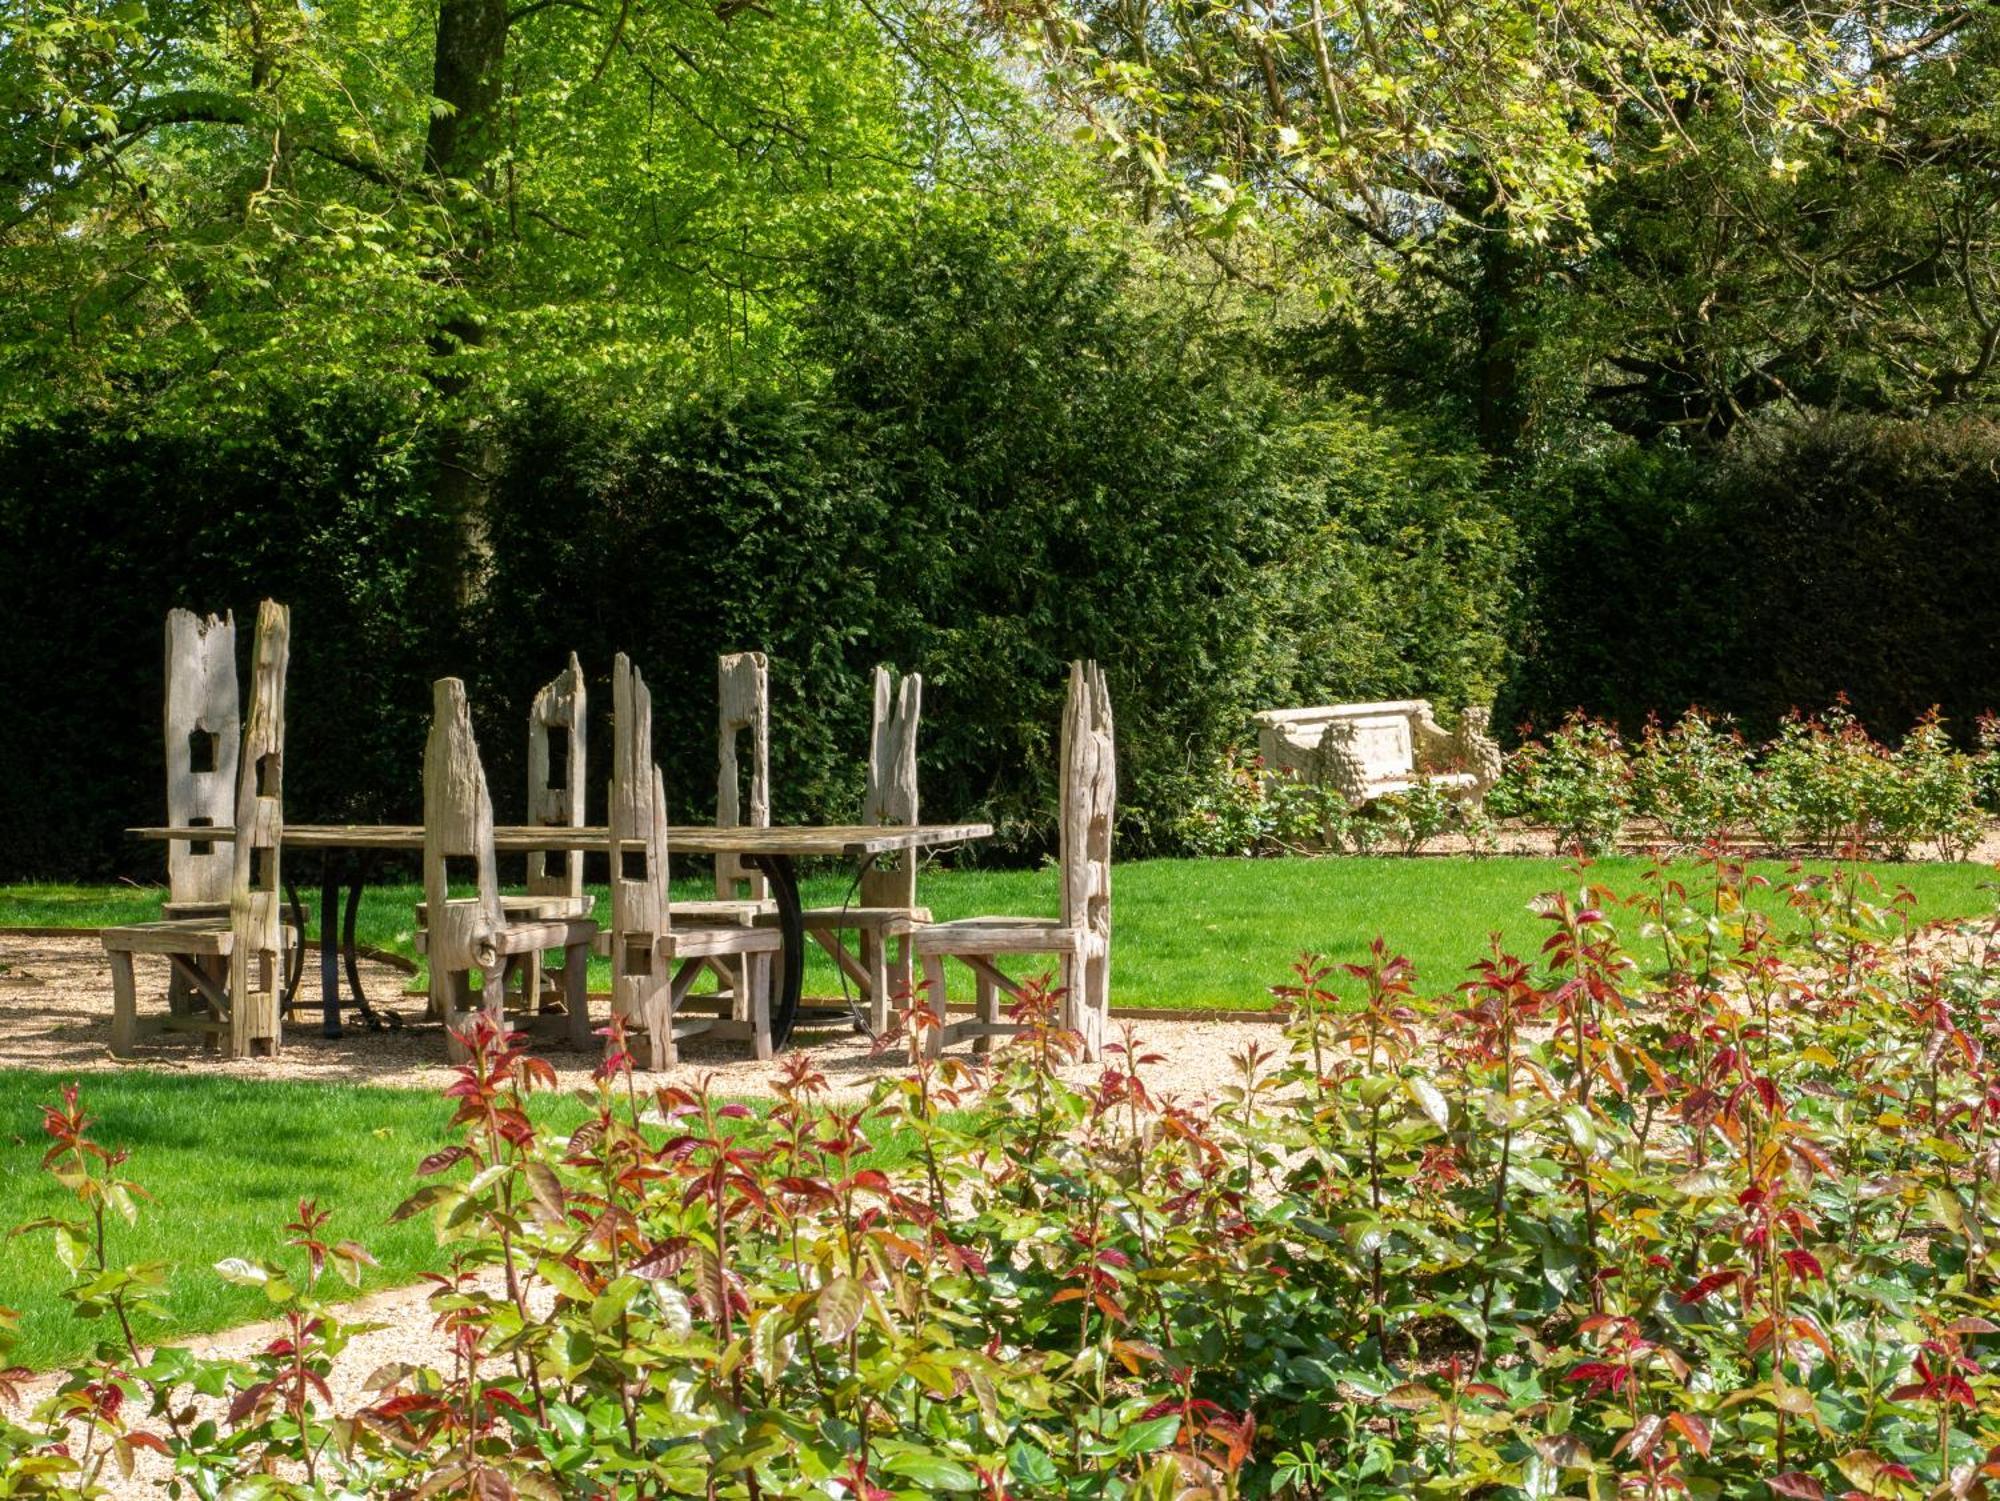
320;854;343;1038
282;880;308;1011
746;853;804;1049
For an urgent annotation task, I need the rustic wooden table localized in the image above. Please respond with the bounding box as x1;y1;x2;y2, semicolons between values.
133;822;991;1047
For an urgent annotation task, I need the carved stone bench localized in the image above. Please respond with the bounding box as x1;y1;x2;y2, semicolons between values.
1250;700;1502;806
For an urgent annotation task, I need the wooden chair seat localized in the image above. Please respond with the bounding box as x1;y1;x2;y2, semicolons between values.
415;894;594;926
672;898;768;926
414;911;596;957
912;915;1082;956
799;905;931;933
662;923;781;962
102;917;236;957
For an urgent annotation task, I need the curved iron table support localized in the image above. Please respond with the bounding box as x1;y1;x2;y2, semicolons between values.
316;852;395;1037
743;852;805;1050
282;880;308;1009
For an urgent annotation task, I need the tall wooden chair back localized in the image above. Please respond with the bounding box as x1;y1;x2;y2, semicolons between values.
423;678;505;1021
1060;661;1115;1050
609;653;673;1046
226;600;290;1057
715;650;770;902
164;609;240;911
859;665;922;909
525;653;588;911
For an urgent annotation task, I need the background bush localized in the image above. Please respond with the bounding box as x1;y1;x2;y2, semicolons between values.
1504;414;2000;742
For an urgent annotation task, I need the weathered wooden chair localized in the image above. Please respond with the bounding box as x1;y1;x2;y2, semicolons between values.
417;657;594;1011
505;655;593;1009
714;651;771;906
795;666;928;1033
518;654;591;916
913;661;1114;1060
607;653;779;1068
417;678;597;1062
103;601;293;1060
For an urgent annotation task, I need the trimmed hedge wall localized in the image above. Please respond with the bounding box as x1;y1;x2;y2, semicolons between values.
1501;414;2000;743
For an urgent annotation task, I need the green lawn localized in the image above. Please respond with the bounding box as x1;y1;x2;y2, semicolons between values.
8;854;1998;1008
0;1070;949;1370
0;1070;488;1369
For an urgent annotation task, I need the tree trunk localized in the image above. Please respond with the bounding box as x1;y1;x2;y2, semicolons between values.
425;0;510;607
1471;225;1535;458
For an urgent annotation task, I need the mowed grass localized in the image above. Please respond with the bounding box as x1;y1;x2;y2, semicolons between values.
0;1071;946;1370
8;855;2000;1009
0;1070;488;1369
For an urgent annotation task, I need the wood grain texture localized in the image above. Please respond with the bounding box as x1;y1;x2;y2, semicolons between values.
163;608;238;909
106;601;290;1059
715;650;770;903
805;664;925;1030
421;676;597;1060
524;652;589;914
225;599;289;1058
133;823;993;856
608;653;773;1066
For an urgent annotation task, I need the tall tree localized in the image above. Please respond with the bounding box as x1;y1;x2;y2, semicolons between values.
993;0;1882;453
0;0;1022;579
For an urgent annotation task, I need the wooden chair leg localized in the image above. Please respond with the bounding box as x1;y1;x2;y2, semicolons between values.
481;965;505;1034
203;954;227;1054
443;969;477;1063
862;930;890;1036
108;951;138;1058
893;935;915;1028
1059;952;1096;1062
973;968;999;1057
167;963;195;1020
520;951;545;1014
563;941;592;1049
920;954;949;1060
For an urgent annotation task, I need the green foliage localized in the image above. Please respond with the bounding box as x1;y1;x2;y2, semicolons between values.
0;0;1026;427
1170;750;1349;858
1485;704;1989;861
0;216;1515;877
17;861;2000;1497
1488;715;1632;854
0;391;454;879
1628;709;1755;850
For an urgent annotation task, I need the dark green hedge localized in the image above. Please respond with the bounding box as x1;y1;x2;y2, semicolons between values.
0;218;1514;879
1501;414;2000;741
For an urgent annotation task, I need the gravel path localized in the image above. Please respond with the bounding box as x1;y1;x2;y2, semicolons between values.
0;934;1280;1103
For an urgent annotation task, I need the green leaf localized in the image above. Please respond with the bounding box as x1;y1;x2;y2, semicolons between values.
816;1276;863;1343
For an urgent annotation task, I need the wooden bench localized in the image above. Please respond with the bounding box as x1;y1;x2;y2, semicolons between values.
1250;700;1502;805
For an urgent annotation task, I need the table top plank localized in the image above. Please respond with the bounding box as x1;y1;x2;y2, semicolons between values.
131;822;993;858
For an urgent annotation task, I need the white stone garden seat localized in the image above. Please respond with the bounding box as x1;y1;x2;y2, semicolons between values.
1249;700;1502;805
